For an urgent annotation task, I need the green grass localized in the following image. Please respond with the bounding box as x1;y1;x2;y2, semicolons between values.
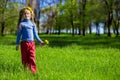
0;34;120;80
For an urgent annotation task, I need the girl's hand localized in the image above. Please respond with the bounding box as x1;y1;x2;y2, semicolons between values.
40;42;46;47
16;45;19;51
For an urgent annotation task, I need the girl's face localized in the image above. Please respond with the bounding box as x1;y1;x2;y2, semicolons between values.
23;9;31;19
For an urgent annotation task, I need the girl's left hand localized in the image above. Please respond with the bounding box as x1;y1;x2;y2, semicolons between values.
40;42;46;47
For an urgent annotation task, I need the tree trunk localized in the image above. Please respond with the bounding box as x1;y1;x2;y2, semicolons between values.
1;21;5;36
37;9;41;33
58;26;61;35
82;28;85;36
115;20;119;37
107;12;113;37
116;28;119;37
107;23;111;37
113;9;119;37
95;22;100;36
104;0;113;37
89;24;92;34
113;19;119;37
70;10;74;36
46;26;50;34
78;28;81;35
71;20;74;36
78;0;81;35
82;0;86;36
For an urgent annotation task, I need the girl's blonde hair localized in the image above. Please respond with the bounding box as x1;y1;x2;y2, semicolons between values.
17;7;35;28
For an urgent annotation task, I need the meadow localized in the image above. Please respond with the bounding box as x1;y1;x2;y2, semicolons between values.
0;34;120;80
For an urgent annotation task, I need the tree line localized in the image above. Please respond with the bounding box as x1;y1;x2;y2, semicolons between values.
0;0;120;37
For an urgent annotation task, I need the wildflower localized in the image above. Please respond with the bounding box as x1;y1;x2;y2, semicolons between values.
44;40;49;44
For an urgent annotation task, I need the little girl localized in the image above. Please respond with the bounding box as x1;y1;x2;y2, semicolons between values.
16;7;45;74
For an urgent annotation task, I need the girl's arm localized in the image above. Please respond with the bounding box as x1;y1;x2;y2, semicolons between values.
33;24;43;43
16;24;22;50
33;24;46;47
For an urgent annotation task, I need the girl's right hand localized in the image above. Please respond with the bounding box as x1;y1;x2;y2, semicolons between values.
16;45;19;51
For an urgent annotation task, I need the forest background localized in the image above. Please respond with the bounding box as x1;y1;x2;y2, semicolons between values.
0;0;120;37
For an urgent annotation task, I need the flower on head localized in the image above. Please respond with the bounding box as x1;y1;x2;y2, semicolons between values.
44;40;49;44
25;7;33;13
21;7;33;14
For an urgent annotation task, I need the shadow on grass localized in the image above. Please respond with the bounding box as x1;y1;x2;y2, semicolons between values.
41;35;120;49
0;34;120;49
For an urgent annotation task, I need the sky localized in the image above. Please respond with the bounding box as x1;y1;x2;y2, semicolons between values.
10;0;26;3
9;0;59;8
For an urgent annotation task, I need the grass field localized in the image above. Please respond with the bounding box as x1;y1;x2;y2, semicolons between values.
0;34;120;80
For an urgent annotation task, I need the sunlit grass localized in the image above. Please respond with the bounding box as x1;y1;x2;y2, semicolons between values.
0;34;120;80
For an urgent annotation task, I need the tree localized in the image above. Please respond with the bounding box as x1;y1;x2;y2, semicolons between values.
101;0;114;37
113;0;120;36
88;0;106;36
81;0;87;36
59;0;78;36
0;0;23;36
0;0;9;36
41;5;58;34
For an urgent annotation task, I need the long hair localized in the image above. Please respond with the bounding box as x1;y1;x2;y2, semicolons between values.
17;7;35;30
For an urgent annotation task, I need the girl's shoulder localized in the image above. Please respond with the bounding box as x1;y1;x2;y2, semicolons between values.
19;22;25;26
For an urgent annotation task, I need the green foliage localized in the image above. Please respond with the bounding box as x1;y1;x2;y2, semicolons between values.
86;0;106;23
0;0;119;36
4;2;19;33
0;34;120;80
0;1;20;34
